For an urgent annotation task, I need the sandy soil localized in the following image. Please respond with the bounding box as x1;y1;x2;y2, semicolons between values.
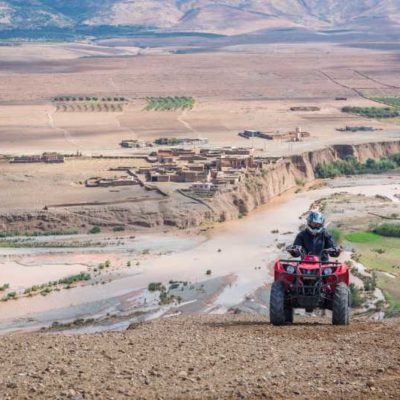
0;314;399;399
0;43;399;154
0;261;87;288
0;158;151;210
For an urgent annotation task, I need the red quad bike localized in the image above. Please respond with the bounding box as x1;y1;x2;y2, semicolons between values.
270;246;351;326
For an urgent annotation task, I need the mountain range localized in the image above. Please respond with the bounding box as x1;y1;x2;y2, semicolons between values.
1;0;400;37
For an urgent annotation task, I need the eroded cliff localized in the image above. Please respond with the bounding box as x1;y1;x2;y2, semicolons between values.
2;140;400;233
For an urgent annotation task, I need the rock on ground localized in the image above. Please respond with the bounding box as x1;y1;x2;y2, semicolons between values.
0;315;399;399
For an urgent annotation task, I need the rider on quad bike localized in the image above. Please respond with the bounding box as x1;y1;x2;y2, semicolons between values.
269;211;350;326
288;211;341;261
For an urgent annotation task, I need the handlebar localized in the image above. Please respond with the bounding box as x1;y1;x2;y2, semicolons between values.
286;246;341;258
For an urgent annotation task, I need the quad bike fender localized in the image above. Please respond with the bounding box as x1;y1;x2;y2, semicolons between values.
334;264;350;286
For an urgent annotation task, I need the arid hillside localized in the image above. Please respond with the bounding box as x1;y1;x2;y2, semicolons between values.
1;0;400;35
0;315;399;399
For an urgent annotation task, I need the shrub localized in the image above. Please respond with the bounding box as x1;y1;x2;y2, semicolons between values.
372;97;400;108
40;287;52;296
364;272;377;292
0;283;9;291
315;155;397;179
372;223;400;238
2;291;17;301
145;96;195;111
58;272;91;286
295;178;306;187
342;106;400;119
148;282;163;292
206;269;212;275
113;226;125;232
89;226;101;234
349;284;363;307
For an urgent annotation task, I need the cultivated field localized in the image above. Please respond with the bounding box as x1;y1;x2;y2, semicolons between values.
1;42;400;156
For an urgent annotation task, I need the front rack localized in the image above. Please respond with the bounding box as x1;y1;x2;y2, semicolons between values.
279;259;342;265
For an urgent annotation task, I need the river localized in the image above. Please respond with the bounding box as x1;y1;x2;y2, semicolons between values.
0;176;399;333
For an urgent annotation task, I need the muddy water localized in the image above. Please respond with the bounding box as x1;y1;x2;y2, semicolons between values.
1;178;400;332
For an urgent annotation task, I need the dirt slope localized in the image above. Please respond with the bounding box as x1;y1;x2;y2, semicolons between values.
0;315;399;399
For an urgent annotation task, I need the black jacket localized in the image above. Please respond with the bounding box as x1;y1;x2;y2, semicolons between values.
293;228;336;261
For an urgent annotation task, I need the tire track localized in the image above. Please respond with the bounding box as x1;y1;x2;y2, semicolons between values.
353;70;400;90
177;108;197;133
47;108;78;146
319;69;368;99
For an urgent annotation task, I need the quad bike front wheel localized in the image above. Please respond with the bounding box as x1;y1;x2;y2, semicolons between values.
332;282;351;325
270;281;293;325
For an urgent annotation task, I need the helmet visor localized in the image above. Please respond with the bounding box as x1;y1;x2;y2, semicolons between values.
309;221;323;229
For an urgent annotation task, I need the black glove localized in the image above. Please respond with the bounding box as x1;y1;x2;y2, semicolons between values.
333;247;341;257
326;247;341;258
287;245;302;258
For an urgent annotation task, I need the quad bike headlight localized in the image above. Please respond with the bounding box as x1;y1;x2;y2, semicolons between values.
285;265;296;274
323;267;333;276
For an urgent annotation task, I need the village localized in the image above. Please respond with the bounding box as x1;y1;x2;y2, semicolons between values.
84;141;282;197
92;128;309;194
5;131;304;199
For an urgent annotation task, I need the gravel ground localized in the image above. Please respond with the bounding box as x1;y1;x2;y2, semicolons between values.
0;315;399;400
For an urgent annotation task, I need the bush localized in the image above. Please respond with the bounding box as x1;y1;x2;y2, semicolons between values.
58;272;91;286
0;283;9;291
315;155;397;179
295;178;305;187
2;291;17;301
145;96;195;112
342;106;400;119
364;272;377;292
113;226;125;232
206;269;212;275
372;97;400;108
148;282;163;292
89;226;101;234
372;223;400;238
350;284;363;307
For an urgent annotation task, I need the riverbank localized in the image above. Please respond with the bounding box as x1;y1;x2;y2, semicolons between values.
316;189;400;317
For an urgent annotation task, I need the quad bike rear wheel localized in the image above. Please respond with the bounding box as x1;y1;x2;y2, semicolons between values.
270;281;292;325
332;282;350;325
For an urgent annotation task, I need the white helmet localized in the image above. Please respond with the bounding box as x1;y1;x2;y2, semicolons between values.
306;211;325;236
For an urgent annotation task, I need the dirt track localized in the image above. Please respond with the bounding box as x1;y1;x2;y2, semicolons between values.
0;315;399;400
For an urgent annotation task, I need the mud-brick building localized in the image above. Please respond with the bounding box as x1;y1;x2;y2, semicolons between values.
217;156;256;170
190;182;217;192
120;140;148;148
10;155;42;163
211;170;244;185
42;152;65;163
10;152;64;164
